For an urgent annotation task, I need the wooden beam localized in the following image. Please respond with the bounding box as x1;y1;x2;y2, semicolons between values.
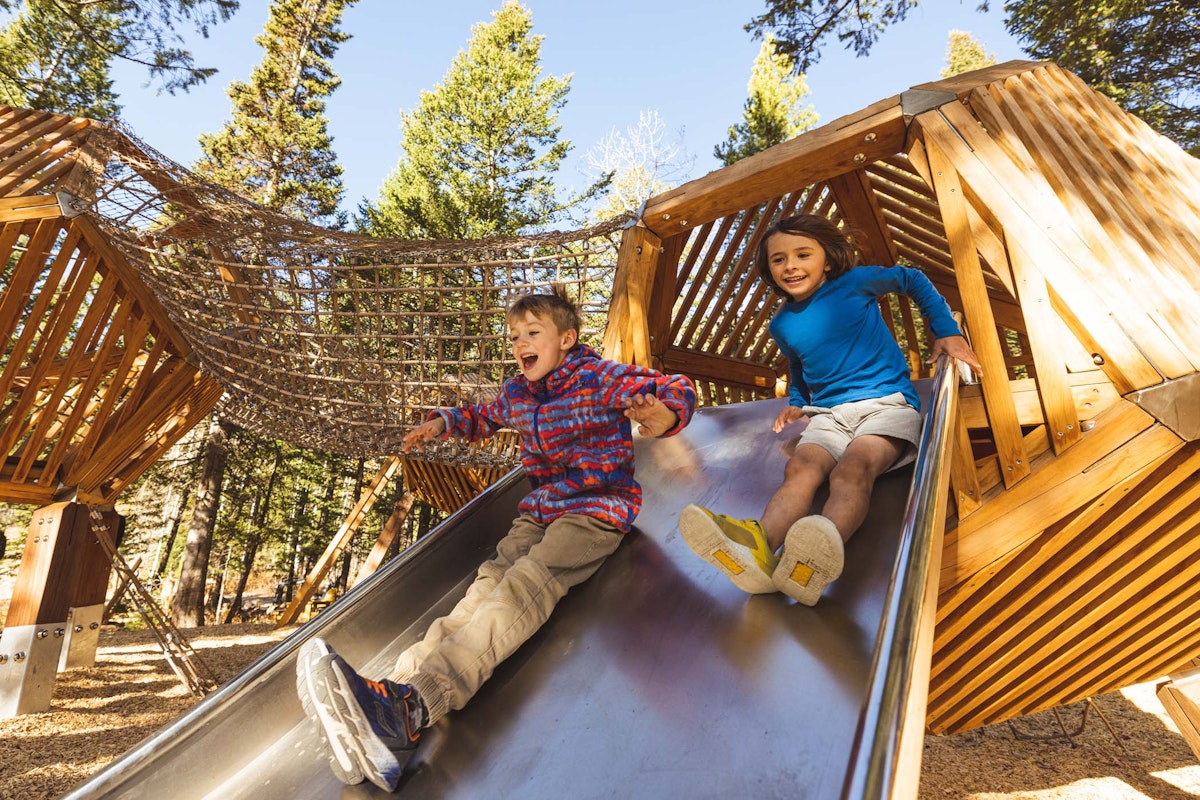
661;345;776;393
939;400;1164;591
923;100;1176;388
0;194;62;223
1007;240;1081;455
72;215;192;355
602;223;661;368
826;168;898;265
922;135;1029;488
643;97;908;239
351;492;415;588
278;457;401;625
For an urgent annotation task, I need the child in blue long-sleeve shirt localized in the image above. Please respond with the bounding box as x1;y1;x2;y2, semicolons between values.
297;285;696;791
680;214;981;606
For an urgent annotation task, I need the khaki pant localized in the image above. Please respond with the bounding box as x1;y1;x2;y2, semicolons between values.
393;512;623;725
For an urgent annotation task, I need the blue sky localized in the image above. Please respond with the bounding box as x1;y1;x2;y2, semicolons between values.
112;1;1028;217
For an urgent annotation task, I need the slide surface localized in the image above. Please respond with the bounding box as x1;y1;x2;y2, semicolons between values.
64;397;917;799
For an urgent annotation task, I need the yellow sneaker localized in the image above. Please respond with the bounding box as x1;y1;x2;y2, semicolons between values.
773;515;844;606
678;504;779;594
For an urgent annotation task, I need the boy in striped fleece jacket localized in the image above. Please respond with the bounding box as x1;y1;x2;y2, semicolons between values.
297;285;696;791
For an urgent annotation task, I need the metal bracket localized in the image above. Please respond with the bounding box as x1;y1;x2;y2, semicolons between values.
900;89;959;122
1129;373;1200;441
55;191;87;218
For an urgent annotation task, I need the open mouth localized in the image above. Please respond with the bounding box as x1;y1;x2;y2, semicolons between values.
521;354;538;371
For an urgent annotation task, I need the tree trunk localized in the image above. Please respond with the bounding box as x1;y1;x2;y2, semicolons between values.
223;446;282;623
171;417;235;628
285;487;308;603
223;535;261;624
155;485;191;577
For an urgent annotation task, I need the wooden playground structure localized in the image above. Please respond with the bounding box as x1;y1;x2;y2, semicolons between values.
1;59;1198;754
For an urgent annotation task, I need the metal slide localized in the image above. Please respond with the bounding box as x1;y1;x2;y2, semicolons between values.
63;383;953;799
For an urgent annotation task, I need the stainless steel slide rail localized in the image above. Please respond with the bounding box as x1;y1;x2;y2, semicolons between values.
843;353;962;800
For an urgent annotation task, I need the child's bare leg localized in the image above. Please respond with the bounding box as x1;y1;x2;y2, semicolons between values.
759;443;835;550
820;434;907;541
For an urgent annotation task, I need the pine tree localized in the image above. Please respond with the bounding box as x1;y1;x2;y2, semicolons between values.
0;0;121;118
941;30;996;78
714;36;818;166
0;0;236;95
359;0;605;240
195;0;355;225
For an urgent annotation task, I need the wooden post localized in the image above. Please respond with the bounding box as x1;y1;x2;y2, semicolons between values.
921;134;1030;488
603;223;662;367
351;492;415;588
278;457;401;625
0;502;118;716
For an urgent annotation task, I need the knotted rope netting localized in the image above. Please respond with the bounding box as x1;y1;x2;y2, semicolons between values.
60;122;631;466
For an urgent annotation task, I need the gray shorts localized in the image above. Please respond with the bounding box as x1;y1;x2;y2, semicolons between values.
800;392;923;471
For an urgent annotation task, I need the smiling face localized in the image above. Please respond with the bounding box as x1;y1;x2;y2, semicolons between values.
509;310;577;382
765;231;832;302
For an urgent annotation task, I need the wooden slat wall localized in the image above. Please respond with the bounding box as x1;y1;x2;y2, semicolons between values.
0;113;223;505
605;60;1200;736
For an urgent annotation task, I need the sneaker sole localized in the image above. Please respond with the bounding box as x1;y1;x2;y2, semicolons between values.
774;516;844;606
678;504;777;594
296;639;366;786
311;650;406;791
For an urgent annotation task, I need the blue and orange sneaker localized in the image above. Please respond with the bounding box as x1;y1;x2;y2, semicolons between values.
296;638;425;791
678;504;779;594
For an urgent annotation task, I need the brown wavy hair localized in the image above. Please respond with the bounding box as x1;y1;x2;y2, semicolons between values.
755;214;863;298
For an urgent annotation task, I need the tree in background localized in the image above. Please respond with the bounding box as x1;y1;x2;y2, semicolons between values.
195;0;355;225
0;0;122;117
583;110;695;219
714;35;818;166
171;417;234;627
745;0;918;73
1007;1;1198;156
745;0;1198;155
941;30;996;78
0;0;236;98
359;0;606;239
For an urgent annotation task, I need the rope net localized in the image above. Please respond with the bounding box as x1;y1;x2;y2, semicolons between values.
61;122;631;466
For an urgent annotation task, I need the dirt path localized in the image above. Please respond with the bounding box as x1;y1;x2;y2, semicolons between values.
0;623;1197;799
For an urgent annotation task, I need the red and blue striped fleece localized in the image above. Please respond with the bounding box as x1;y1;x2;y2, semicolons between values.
431;344;696;532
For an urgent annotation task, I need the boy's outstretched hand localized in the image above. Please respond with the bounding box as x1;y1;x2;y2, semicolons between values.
623;393;678;438
400;416;447;453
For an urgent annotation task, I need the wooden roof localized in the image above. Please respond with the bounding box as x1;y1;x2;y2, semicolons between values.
606;60;1200;733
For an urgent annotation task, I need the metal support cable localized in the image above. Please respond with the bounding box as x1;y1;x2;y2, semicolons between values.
87;508;216;697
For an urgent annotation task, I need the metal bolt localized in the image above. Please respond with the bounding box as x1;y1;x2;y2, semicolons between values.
36;629;48;640
864;133;877;143
54;628;65;637
853;153;866;163
74;625;84;633
662;213;671;220
1092;353;1105;365
89;622;99;630
0;654;7;664
14;652;26;662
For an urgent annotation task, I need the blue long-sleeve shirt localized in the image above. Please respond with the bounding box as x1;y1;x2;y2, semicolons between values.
769;265;961;410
